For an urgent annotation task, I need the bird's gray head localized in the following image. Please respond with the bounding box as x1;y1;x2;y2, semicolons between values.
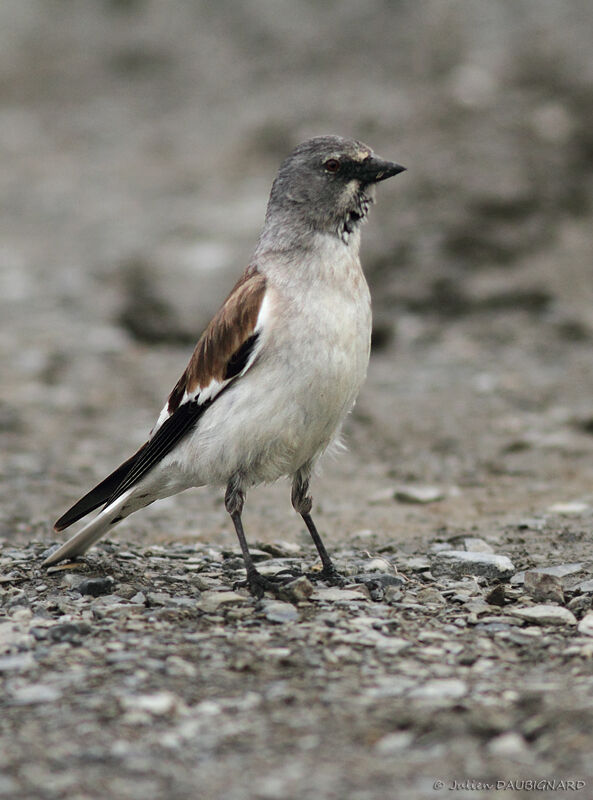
263;135;405;246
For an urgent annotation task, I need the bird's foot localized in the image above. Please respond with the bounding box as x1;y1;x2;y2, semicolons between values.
236;568;302;599
307;564;348;587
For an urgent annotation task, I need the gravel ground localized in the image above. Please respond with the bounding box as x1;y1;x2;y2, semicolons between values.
2;2;593;798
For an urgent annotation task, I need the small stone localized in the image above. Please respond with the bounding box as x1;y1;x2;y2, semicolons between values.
577;579;593;593
567;595;591;616
283;575;314;603
121;691;183;716
165;656;197;677
416;587;446;605
432;551;515;580
10;684;62;705
261;600;299;623
352;573;405;588
374;731;413;754
76;576;115;597
509;605;577;626
463;537;494;553
577;612;593;637
511;563;585;586
0;654;34;673
197;590;246;613
395;485;445;504
524;571;564;603
361;557;394;573
485;584;506;606
548;502;589;515
487;732;529;757
310;586;369;602
48;622;91;643
409;679;467;702
400;556;431;572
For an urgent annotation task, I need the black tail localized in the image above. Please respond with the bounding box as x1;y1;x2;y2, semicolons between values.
54;444;147;531
54;397;210;532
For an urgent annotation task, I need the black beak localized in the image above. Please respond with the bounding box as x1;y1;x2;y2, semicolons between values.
354;156;407;183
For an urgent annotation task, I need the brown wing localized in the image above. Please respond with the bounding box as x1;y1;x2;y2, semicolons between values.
167;264;267;413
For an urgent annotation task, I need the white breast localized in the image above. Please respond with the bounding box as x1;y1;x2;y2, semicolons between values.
165;234;372;488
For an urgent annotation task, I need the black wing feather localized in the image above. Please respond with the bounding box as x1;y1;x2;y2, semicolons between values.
54;330;260;531
54;444;149;531
104;399;211;504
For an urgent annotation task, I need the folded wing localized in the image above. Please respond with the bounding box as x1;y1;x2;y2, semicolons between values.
54;265;268;531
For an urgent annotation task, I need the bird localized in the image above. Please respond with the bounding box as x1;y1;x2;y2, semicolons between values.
44;135;406;596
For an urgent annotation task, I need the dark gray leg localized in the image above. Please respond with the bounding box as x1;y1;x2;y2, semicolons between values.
225;476;298;597
291;469;342;583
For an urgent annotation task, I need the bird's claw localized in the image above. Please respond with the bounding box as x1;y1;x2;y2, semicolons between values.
235;568;302;599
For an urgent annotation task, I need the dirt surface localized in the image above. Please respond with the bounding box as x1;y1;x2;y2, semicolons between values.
2;2;593;798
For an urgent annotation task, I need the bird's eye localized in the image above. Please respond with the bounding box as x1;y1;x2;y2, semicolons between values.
324;158;341;173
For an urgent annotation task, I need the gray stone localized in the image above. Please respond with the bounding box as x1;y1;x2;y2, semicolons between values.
523;571;564;603
577;612;593;637
10;684;62;705
487;732;529;757
76;576;115;597
509;605;577;626
283;575;314;602
395;485;446;504
416;587;446;605
261;601;299;623
463;537;494;553
120;691;184;717
374;731;413;754
310;586;369;602
197;591;246;613
409;679;468;702
511;563;585;586
547;502;589;515
431;550;515;580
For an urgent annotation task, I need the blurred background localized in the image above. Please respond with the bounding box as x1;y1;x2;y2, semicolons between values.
1;0;593;545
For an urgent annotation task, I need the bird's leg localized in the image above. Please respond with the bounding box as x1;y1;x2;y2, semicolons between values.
291;470;345;585
225;478;297;598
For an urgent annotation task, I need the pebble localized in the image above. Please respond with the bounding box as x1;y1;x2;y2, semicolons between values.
508;605;577;626
283;575;314;602
487;732;529;757
416;587;446;605
409;679;467;702
511;563;585;586
485;585;506;606
120;691;184;717
197;591;246;613
547;502;589;515
310;587;369;602
394;485;446;504
76;576;115;597
577;613;593;637
261;601;299;624
374;731;413;754
523;571;564;603
360;557;394;573
10;684;62;705
463;537;494;553
352;573;405;588
431;551;515;580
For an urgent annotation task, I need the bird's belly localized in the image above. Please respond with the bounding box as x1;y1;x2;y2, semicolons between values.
169;296;370;487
